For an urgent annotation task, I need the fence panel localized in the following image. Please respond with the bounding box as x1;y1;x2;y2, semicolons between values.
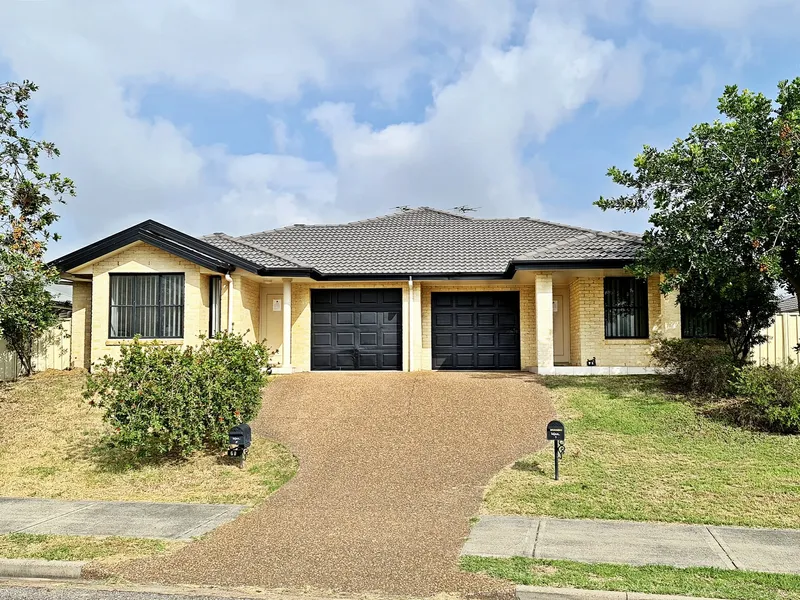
752;313;800;366
0;320;72;382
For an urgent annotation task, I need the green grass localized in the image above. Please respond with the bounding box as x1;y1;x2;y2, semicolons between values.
461;556;800;600
483;376;800;528
0;533;180;562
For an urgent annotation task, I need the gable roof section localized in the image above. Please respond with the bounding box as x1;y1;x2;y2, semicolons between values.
201;233;311;269
50;220;309;276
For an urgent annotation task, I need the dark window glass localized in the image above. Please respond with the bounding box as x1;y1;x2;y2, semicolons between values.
209;276;222;337
109;274;184;339
681;307;723;339
604;277;649;339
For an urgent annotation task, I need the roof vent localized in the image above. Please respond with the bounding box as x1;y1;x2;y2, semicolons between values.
519;217;531;220
294;224;305;227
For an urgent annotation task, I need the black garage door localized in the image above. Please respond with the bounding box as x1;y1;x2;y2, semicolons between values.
311;289;402;371
432;292;520;370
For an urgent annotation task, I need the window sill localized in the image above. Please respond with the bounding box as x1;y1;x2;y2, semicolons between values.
604;338;651;345
106;339;184;346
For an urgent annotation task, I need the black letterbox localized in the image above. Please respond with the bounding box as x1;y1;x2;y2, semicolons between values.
228;423;252;448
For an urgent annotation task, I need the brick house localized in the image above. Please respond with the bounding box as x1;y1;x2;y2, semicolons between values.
52;207;683;375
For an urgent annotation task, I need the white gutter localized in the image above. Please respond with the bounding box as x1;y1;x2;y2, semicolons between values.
408;276;414;372
225;272;234;332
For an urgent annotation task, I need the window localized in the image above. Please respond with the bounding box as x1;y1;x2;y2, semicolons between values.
682;307;723;339
109;274;184;339
209;275;222;337
604;277;649;339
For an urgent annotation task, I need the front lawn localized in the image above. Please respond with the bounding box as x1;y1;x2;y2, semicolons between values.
461;556;800;600
0;533;180;563
483;376;800;528
0;370;297;504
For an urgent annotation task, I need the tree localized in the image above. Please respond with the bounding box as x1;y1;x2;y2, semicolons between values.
1;81;74;375
596;78;800;365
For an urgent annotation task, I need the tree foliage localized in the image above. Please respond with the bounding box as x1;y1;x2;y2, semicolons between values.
597;78;800;364
0;80;75;374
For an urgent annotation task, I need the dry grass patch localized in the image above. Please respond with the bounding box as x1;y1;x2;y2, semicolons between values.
483;376;800;529
0;533;181;563
0;370;297;504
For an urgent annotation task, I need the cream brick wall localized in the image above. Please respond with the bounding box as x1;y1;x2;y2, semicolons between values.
70;281;92;370
569;275;675;367
568;278;581;366
419;282;537;370
290;282;409;372
87;243;214;366
534;274;554;370
233;275;261;343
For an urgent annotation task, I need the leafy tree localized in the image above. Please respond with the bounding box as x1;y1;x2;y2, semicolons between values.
1;81;74;375
597;78;800;365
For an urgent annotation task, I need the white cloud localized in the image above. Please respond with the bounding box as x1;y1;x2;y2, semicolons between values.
309;6;646;219
644;0;800;30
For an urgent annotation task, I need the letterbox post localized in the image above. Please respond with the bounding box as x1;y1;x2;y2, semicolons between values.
546;420;565;481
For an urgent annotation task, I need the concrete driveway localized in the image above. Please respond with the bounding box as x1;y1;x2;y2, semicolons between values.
118;372;554;596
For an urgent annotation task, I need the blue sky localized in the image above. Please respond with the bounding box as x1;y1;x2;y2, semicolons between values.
0;0;798;256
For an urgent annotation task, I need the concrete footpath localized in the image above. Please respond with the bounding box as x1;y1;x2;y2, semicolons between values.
0;498;245;541
462;516;800;574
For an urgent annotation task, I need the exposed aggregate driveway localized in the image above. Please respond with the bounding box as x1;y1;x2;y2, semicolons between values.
118;372;555;597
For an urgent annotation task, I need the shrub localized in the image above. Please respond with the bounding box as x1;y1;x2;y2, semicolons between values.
651;338;738;396
734;365;800;434
84;332;271;458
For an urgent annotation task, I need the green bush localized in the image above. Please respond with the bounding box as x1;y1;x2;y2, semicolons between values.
734;365;800;434
84;332;271;458
651;338;738;396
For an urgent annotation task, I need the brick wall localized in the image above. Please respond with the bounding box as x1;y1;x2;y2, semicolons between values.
70;281;92;369
87;243;214;366
290;282;409;372
235;275;261;343
569;275;676;367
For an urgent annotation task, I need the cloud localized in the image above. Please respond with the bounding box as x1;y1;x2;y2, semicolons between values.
644;0;800;30
309;6;646;219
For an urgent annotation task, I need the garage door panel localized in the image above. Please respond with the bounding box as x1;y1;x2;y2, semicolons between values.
432;292;520;370
455;333;474;346
312;312;332;326
434;313;453;327
476;333;495;346
311;289;402;371
477;353;498;368
477;313;496;327
359;311;378;325
456;313;474;327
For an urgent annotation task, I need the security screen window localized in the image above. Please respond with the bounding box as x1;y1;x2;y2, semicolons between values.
209;275;222;337
109;273;185;339
604;277;649;339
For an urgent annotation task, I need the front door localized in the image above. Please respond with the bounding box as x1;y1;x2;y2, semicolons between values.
553;287;570;364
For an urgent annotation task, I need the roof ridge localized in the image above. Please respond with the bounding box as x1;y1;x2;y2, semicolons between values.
338;206;474;226
204;233;311;268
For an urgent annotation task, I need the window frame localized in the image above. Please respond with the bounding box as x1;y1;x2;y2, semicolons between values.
603;277;650;340
209;275;222;338
108;273;185;340
681;306;724;339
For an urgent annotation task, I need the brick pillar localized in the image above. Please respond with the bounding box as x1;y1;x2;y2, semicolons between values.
535;273;555;374
70;281;92;370
660;284;681;339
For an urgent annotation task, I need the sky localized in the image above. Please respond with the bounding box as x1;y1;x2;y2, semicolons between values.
1;0;799;258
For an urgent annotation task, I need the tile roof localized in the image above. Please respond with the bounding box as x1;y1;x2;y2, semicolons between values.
202;234;308;269
209;207;642;276
779;295;798;313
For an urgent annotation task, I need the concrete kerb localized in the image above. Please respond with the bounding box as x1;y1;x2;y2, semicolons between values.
518;585;720;600
0;558;86;579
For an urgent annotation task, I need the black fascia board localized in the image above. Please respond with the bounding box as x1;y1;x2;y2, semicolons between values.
512;259;633;270
50;219;259;274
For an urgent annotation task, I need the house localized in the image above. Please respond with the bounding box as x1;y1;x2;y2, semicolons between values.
779;295;798;315
51;207;684;375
